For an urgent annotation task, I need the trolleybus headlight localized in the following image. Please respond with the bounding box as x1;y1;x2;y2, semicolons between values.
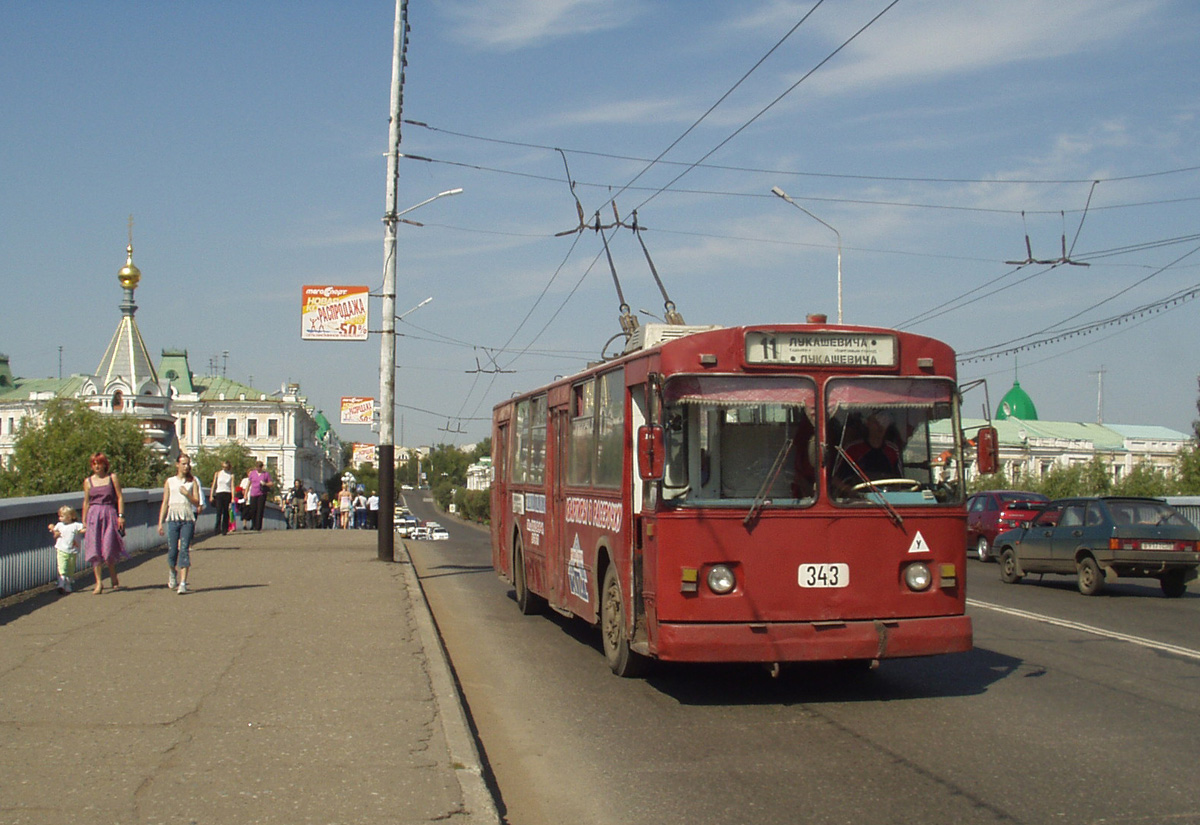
904;562;932;592
707;564;737;594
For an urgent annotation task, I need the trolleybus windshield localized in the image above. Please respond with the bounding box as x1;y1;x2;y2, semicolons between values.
661;375;817;507
826;377;962;506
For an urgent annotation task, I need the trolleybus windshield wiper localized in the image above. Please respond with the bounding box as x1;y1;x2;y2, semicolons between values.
744;435;795;527
832;445;903;527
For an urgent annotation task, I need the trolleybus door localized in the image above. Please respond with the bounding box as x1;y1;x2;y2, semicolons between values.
548;405;569;609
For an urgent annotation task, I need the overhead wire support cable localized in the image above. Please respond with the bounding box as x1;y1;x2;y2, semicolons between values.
406;119;1200;187
627;0;901;215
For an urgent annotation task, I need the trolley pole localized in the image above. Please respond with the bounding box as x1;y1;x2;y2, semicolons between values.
378;0;408;562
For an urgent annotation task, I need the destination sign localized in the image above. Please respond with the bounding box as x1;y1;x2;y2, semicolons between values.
745;331;897;367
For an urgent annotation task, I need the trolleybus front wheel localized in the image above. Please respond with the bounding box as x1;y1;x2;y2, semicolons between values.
601;565;649;678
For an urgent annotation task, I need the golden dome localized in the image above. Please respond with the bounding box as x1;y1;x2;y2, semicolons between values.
118;244;141;290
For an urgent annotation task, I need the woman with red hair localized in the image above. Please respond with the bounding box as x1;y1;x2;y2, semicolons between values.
81;452;127;594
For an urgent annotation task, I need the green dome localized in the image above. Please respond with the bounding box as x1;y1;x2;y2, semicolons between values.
996;379;1037;421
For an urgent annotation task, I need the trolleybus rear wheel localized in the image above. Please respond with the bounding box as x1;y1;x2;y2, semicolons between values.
601;565;649;678
513;537;545;615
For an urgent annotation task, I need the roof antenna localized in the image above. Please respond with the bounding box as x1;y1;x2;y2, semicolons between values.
631;210;685;324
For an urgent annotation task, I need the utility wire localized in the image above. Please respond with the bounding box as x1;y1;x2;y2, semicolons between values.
406;120;1200;188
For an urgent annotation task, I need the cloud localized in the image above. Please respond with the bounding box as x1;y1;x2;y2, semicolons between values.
788;0;1161;96
440;0;643;51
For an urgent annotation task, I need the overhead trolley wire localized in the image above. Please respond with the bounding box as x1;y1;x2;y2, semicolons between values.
406;119;1200;189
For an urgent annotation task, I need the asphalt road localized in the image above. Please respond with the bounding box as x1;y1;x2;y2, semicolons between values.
403;496;1200;825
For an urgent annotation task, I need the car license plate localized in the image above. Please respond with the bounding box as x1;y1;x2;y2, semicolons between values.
798;563;849;588
1141;541;1173;551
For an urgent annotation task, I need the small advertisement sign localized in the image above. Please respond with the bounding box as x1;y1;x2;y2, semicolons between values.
352;443;377;468
302;285;369;341
340;396;375;425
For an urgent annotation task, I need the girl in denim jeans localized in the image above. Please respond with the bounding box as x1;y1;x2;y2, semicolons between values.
158;453;200;594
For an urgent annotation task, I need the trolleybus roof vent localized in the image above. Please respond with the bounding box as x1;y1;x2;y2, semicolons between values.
625;323;724;353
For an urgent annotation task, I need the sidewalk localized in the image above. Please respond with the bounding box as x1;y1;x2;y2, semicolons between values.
0;527;498;825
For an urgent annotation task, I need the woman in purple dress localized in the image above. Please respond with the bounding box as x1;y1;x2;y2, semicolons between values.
81;452;127;594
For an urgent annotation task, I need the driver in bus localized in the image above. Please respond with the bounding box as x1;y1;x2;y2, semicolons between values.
834;410;904;493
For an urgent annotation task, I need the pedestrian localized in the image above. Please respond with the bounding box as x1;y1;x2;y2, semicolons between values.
305;486;320;529
48;505;84;594
82;452;127;594
319;493;332;529
338;486;352;529
367;490;380;529
211;460;235;535
247;461;272;531
238;472;251;529
158;453;201;594
353;488;368;529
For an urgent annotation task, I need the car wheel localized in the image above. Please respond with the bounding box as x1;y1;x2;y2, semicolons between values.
975;536;991;563
1160;570;1187;598
1077;555;1104;596
999;548;1022;584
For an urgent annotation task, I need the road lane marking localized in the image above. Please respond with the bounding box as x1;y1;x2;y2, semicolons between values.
967;598;1200;662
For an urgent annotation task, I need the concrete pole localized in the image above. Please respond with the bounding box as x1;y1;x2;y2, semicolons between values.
378;0;407;562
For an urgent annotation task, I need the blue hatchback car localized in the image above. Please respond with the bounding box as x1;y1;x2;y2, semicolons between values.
995;496;1200;597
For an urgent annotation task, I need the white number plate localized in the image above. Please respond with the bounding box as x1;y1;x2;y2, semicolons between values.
798;563;849;588
1141;541;1173;551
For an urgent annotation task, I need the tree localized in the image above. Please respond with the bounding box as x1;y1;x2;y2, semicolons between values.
1173;442;1200;494
0;398;166;496
193;442;254;492
1034;462;1085;499
1112;461;1171;497
1080;456;1112;496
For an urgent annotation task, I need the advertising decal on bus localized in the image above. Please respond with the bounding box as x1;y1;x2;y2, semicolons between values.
564;496;623;533
527;518;544;547
568;535;589;599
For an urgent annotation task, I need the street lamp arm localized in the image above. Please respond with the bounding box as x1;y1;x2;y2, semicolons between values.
396;296;433;321
388;188;463;222
771;186;843;324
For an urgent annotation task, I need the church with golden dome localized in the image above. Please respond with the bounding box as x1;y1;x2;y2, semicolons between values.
0;237;341;489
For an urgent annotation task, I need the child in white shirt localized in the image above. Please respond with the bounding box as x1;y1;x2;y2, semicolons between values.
48;506;85;594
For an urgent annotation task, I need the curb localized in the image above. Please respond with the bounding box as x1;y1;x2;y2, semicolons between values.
398;540;501;824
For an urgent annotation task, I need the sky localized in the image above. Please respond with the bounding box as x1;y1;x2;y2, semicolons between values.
3;0;1200;450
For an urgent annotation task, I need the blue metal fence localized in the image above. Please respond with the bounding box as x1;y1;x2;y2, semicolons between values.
0;490;282;599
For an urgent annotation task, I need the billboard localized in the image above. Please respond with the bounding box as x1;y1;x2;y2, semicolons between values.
352;443;378;468
302;285;369;341
340;396;375;425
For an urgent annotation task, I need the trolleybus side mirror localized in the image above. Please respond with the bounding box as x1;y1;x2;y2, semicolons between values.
637;425;665;481
977;426;999;475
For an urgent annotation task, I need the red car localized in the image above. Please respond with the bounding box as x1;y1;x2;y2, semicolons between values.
966;490;1049;562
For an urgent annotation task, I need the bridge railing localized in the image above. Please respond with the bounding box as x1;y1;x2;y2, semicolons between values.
0;491;280;599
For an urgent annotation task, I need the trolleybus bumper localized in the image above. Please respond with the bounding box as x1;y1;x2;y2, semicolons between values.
654;615;973;662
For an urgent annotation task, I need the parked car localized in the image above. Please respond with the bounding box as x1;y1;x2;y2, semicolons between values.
409;526;430;540
430;527;449;541
994;496;1200;597
966;490;1050;562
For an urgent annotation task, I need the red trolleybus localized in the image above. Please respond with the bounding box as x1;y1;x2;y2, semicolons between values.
491;321;991;676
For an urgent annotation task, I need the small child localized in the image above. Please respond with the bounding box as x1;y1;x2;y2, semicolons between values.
48;506;85;594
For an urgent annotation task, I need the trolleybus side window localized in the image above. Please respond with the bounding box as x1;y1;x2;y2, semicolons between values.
595;370;624;489
568;379;595;486
826;377;961;505
660;375;816;507
510;395;547;485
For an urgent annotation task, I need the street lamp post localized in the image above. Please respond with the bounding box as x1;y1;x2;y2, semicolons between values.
379;192;458;562
771;186;843;324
